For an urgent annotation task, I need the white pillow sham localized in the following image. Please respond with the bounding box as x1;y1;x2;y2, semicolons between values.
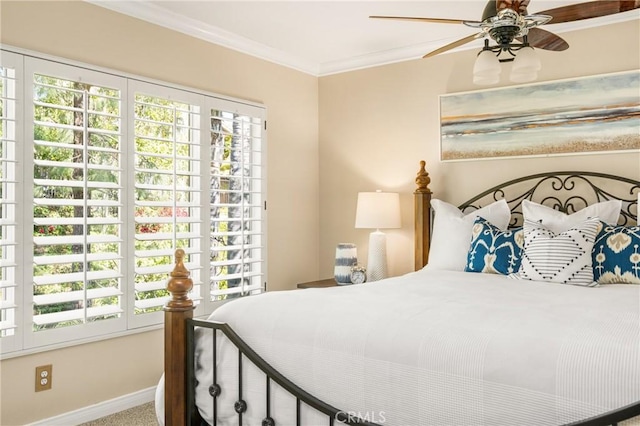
522;199;621;234
428;199;510;271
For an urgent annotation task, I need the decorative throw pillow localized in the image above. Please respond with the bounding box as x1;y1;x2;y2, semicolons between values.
465;217;524;275
513;217;600;286
428;199;511;271
522;199;621;234
592;222;640;284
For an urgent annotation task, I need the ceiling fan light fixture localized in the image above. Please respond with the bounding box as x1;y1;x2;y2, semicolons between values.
511;46;541;73
371;0;640;84
509;45;541;83
473;49;501;77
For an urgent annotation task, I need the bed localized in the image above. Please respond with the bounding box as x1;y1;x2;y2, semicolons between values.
159;162;640;426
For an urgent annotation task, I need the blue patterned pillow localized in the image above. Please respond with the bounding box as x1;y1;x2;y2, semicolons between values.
465;217;524;275
592;222;640;284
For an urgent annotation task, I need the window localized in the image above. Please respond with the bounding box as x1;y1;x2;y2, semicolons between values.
0;51;22;354
1;49;266;355
129;81;203;328
24;59;128;348
208;102;265;301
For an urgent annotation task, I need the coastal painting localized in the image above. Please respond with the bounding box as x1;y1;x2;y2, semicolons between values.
440;70;640;161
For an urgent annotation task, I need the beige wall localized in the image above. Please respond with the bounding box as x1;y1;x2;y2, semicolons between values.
0;1;319;424
1;1;639;424
1;330;163;424
318;19;640;279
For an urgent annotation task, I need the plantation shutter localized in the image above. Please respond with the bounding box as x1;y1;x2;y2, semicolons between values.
1;47;267;354
129;81;203;327
24;58;127;347
0;51;22;354
208;99;266;303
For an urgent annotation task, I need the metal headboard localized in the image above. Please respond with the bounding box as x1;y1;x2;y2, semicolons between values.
458;171;639;228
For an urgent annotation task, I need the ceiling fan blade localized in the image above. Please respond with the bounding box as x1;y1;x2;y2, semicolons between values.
495;0;530;14
522;28;569;51
423;33;484;58
535;1;640;24
369;15;481;26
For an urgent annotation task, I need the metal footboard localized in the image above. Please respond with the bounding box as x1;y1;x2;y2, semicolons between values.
186;318;640;426
186;318;382;426
566;402;640;426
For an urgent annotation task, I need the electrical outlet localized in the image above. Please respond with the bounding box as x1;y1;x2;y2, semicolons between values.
35;364;52;392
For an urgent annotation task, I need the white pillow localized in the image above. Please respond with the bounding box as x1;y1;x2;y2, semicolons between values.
522;199;621;234
428;199;510;271
512;217;600;287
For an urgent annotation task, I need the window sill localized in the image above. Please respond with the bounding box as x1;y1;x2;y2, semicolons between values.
0;323;164;360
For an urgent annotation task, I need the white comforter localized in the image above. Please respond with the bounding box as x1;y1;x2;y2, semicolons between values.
190;269;640;426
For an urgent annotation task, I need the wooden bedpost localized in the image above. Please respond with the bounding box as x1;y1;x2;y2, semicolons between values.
164;249;194;425
414;161;432;270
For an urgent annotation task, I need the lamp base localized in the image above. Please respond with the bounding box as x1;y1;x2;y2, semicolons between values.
367;230;388;282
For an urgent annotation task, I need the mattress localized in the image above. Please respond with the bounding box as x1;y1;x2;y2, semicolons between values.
186;269;640;425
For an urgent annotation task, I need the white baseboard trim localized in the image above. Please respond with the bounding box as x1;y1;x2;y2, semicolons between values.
29;386;156;426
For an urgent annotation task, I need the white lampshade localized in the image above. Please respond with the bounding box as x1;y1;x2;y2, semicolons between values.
355;191;401;230
510;46;540;83
512;46;541;73
473;50;501;86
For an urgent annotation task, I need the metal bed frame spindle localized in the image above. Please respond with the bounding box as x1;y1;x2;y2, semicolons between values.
186;319;381;426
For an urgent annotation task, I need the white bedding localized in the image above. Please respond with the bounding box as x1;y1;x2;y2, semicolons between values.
184;269;640;425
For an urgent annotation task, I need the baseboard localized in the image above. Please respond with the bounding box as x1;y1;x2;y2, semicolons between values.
29;386;156;426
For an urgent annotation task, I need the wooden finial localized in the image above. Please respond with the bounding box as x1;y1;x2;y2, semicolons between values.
415;160;432;194
165;249;194;311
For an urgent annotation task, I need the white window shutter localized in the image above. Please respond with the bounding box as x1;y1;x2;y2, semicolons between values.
128;81;204;328
2;49;267;354
24;58;127;348
206;99;266;309
0;51;23;354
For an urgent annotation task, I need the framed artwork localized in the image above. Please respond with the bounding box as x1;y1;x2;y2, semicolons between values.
439;70;640;161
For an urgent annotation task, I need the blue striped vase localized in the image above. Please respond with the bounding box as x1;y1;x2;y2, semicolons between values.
334;243;357;285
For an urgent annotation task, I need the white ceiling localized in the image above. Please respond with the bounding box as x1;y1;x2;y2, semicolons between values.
90;1;640;76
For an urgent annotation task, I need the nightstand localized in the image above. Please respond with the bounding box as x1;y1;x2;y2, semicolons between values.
296;278;338;289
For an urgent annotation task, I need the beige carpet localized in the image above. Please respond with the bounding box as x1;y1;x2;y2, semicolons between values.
79;402;157;426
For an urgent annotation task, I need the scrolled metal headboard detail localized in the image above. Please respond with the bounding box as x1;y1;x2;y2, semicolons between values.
458;171;640;227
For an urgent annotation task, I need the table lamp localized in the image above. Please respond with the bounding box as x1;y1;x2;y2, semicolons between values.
355;190;401;282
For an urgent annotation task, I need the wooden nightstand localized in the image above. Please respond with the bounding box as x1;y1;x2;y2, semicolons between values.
296;278;338;289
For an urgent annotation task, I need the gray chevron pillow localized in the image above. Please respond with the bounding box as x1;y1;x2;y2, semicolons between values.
511;217;601;287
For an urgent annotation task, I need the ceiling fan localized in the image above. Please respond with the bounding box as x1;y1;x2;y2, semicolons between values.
370;0;640;84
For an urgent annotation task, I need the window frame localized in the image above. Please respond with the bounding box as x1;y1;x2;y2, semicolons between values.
0;50;24;354
0;45;267;358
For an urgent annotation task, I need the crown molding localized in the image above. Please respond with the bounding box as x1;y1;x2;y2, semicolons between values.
86;1;639;78
87;0;321;75
318;40;457;76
